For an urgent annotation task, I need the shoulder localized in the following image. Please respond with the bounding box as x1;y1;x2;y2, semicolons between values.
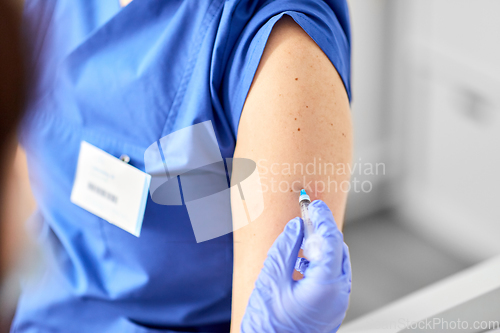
219;1;352;134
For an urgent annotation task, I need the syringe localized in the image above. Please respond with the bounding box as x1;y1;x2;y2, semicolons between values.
299;189;323;261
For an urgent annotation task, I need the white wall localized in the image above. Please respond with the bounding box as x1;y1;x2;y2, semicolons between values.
346;0;394;221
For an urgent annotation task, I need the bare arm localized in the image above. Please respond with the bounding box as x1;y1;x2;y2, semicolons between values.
230;16;352;332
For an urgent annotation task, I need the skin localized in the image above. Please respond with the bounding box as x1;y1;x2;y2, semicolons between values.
0;145;35;280
119;0;133;7
230;16;352;332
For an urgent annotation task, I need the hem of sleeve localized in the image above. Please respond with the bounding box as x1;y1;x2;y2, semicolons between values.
230;9;351;137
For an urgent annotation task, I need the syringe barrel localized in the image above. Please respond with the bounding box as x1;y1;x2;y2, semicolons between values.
300;197;324;261
300;198;314;240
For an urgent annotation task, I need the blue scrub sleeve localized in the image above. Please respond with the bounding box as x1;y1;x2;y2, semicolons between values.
222;0;351;137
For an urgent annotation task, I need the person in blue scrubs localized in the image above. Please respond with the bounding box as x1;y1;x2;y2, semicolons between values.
14;0;351;332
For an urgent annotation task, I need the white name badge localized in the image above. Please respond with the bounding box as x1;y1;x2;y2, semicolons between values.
71;141;151;237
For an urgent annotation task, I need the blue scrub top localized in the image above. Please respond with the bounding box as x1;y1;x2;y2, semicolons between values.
15;0;351;332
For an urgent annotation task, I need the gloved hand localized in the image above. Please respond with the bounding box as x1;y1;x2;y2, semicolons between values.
241;200;352;333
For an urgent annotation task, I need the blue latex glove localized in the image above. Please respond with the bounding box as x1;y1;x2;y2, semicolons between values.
241;200;352;333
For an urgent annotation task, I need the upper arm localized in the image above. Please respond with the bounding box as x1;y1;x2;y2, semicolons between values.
230;15;352;332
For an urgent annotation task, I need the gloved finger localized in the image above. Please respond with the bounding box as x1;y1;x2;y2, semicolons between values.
343;243;352;293
260;217;304;281
303;200;345;281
